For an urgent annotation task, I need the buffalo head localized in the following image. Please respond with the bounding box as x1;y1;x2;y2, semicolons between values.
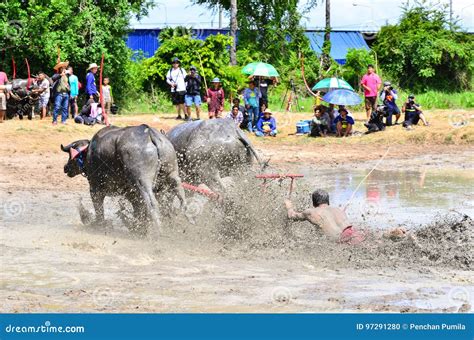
61;140;90;177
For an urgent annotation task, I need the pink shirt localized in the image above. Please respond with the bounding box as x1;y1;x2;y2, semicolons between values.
0;72;8;85
361;73;381;97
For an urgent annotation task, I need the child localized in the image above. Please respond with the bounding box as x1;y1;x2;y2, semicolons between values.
232;97;248;129
334;107;355;137
255;108;277;137
206;78;225;119
310;106;330;137
102;77;113;116
402;94;429;128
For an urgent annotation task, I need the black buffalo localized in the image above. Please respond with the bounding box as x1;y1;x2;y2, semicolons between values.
62;124;186;233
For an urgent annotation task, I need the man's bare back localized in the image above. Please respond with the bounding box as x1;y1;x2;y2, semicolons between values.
285;200;349;239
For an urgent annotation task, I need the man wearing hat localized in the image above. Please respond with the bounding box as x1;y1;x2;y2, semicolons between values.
85;63;99;102
402;94;429;128
205;77;225;119
184;65;202;120
51;62;70;125
379;81;400;125
166;57;187;120
255;108;277;137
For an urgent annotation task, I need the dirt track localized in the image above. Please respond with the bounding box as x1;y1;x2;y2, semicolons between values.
0;113;473;312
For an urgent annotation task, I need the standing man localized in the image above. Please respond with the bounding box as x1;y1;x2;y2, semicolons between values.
243;80;260;132
184;66;202;120
0;67;8;123
67;66;79;119
360;64;382;122
32;72;50;120
51;67;70;125
166;57;187;120
85;63;99;102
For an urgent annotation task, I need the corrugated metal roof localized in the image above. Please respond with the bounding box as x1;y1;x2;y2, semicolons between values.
304;31;370;65
126;29;370;63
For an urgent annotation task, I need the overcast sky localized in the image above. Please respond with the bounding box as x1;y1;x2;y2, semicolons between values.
131;0;474;31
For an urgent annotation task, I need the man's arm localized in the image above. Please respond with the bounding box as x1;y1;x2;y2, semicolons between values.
284;199;308;221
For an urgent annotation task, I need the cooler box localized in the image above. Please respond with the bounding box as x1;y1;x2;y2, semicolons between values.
296;120;311;134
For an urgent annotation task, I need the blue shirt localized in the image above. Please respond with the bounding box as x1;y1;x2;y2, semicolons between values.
243;87;260;108
85;72;97;96
69;74;79;97
334;115;355;128
257;116;277;133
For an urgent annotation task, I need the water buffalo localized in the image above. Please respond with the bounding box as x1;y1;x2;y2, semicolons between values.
61;124;186;234
7;79;39;120
167;118;264;196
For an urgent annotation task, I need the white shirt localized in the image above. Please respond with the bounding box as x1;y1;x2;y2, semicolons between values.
166;67;186;92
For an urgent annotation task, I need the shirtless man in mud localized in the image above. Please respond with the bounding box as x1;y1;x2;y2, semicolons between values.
284;189;408;245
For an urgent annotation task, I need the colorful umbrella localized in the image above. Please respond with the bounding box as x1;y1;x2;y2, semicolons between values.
322;89;362;106
241;62;279;77
312;77;354;92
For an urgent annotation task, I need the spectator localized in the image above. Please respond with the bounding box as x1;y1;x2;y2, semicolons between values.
32;72;50;120
380;81;400;125
233;97;249;130
256;108;277;137
334;107;354;137
0;67;8;123
102;77;113;117
327;103;337;133
360;64;382;122
74;98;97;125
226;105;244;127
85;63;99;102
254;76;275;106
166;57;186;120
364;105;386;134
259;102;267;120
310;105;330;137
184;66;202;120
206;78;225;119
51;67;70;125
243;80;260;132
67;66;79;119
402;94;429;128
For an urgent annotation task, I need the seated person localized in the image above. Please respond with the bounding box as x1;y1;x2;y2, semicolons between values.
233;97;249;130
364;105;386;134
75;98;98;125
402;94;429;128
255;108;277;137
310;105;330;137
226;105;244;127
258;102;267;120
334;107;355;137
327;104;337;133
379;81;400;125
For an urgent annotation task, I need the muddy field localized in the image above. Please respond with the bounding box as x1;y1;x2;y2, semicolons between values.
0;114;473;312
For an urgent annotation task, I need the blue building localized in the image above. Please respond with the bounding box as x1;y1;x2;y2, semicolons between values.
126;28;370;64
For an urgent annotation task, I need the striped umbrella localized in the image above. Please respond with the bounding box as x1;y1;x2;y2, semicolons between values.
312;77;354;92
241;62;279;77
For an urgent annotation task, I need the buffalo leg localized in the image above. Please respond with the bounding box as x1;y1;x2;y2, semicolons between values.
169;170;186;210
137;185;161;233
90;190;105;225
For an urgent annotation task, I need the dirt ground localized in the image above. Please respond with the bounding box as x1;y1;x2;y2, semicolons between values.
0;110;473;312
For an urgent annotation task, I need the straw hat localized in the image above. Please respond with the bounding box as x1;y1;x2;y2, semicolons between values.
263;108;273;115
87;63;99;71
53;61;69;71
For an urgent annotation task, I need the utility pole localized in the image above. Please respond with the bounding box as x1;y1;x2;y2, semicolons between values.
449;0;453;29
325;0;330;44
230;0;238;65
218;5;223;29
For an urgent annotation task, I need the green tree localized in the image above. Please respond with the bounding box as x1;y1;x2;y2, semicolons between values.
0;0;152;101
342;48;375;90
373;3;474;92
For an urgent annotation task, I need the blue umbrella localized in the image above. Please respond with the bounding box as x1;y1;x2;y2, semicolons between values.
322;89;362;106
